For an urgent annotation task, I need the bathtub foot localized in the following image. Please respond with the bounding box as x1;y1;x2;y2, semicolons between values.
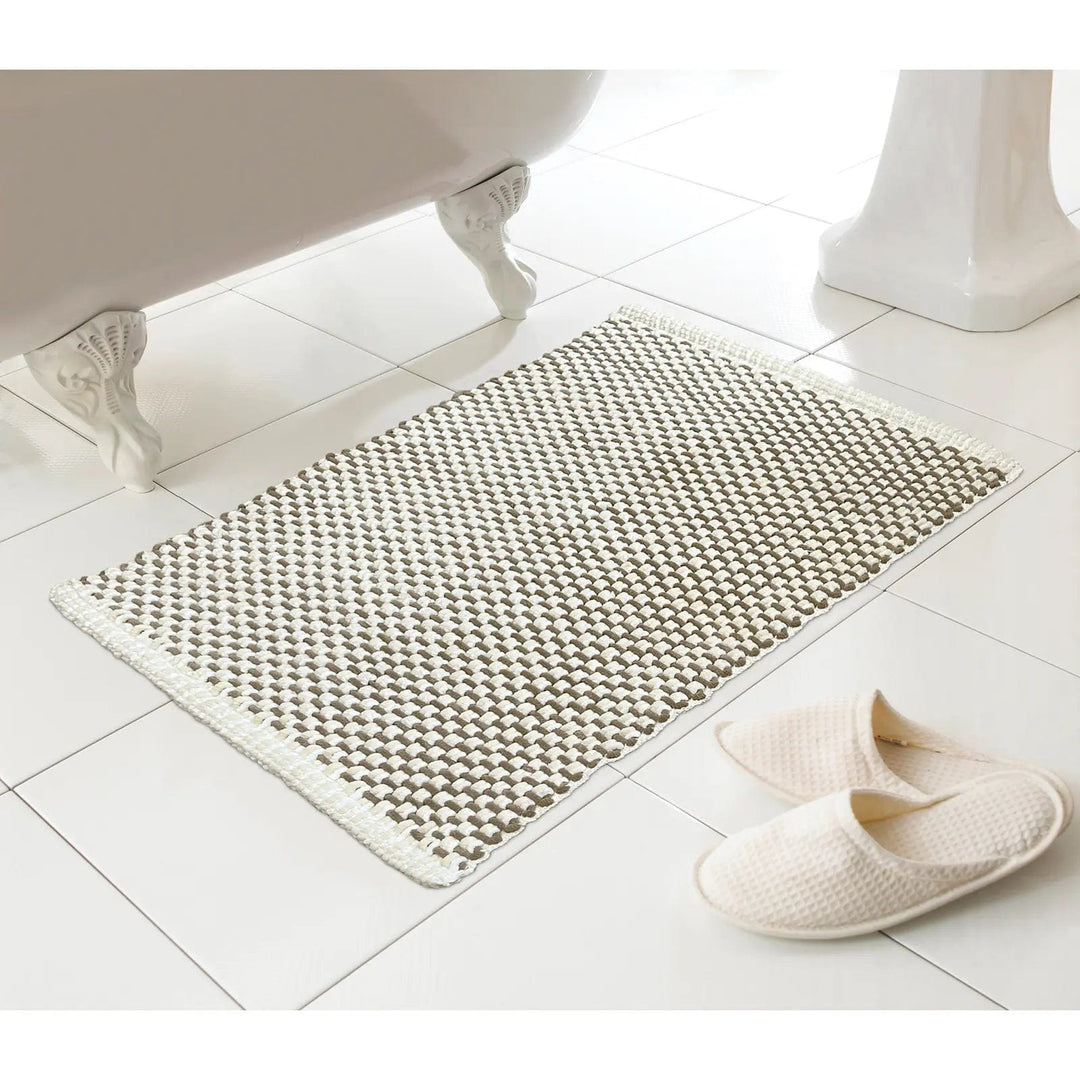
437;164;537;319
24;310;162;493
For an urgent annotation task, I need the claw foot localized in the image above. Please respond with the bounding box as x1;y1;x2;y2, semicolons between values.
24;310;162;492
437;164;537;320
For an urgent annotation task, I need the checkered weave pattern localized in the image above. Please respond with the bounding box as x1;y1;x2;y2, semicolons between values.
51;307;1020;885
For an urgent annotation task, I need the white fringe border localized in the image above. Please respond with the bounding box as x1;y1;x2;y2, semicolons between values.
50;306;1023;888
49;579;462;888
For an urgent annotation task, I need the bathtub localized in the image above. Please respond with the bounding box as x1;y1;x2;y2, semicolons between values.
1;70;601;490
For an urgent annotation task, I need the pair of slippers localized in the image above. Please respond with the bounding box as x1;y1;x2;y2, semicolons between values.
696;691;1071;939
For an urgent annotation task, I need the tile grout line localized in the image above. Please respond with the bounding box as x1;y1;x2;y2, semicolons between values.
150;363;408;499
9;788;246;1010
775;206;837;227
215;211;427;291
297;771;629;1009
594;149;767;202
810;349;1079;452
584;150;775;207
0;380;108;454
597;144;876;207
0;484;123;547
9;703;173;791
881;450;1078;596
595;278;813;357
226;278;488;367
143;290;231;324
586;103;729;158
804;305;896;354
151;482;217;521
596;202;773;281
377;276;606;389
762;153;881;219
596;273;892;357
887;589;1080;683
227;244;594;369
880;933;1007;1010
623;772;728;836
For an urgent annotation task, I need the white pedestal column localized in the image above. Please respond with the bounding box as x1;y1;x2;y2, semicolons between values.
819;70;1080;332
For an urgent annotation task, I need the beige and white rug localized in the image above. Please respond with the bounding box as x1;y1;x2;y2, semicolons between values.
52;307;1020;886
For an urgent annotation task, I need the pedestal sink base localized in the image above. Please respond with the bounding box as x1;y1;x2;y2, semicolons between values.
819;70;1080;332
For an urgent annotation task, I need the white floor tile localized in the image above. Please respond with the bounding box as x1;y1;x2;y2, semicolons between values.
144;282;229;321
776;158;878;224
569;71;780;153
818;300;1080;449
0;386;120;542
612;208;890;352
892;454;1080;677
3;292;394;471
0;792;235;1009
19;704;621;1009
307;781;990;1009
406;277;805;391
235;215;590;364
794;355;1071;590
608;72;896;202
511;156;756;275
217;211;422;288
0;489;208;785
160;367;453;517
634;592;1080;1008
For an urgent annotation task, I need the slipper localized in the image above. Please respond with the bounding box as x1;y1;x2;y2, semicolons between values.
716;689;1073;826
695;770;1066;939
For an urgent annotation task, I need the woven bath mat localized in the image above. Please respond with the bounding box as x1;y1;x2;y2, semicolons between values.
52;306;1021;886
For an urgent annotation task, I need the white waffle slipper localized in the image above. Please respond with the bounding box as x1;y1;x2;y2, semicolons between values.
716;689;1072;826
696;770;1066;939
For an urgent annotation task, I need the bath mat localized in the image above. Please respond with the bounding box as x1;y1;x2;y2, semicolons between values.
51;306;1021;886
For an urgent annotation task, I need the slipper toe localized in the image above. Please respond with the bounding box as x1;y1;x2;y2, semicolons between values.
696;772;1065;939
716;693;903;802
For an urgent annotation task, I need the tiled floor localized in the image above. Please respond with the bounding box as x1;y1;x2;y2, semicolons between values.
2;70;1077;1010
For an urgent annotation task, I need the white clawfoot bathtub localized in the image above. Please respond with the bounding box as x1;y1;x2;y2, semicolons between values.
1;70;601;490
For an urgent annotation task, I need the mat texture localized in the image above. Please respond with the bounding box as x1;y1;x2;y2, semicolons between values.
52;307;1021;886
